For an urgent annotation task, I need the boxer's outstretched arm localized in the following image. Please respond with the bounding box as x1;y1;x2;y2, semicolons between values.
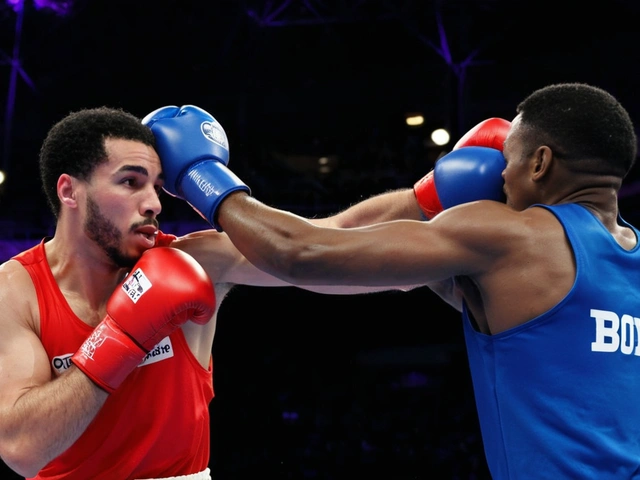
146;107;507;308
173;228;423;295
173;188;456;302
308;189;462;309
217;191;507;288
311;188;424;227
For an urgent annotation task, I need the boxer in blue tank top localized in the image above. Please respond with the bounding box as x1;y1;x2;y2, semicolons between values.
151;82;640;479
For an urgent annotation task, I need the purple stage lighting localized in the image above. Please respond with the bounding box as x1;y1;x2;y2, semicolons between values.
5;0;73;15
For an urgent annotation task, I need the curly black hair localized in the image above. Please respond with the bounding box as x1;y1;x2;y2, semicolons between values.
39;106;156;218
516;83;637;178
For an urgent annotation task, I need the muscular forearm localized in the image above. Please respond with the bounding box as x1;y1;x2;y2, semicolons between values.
0;367;107;477
312;189;464;309
219;192;428;286
178;221;417;294
312;188;422;228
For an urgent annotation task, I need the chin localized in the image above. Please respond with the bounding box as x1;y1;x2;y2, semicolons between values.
117;246;147;268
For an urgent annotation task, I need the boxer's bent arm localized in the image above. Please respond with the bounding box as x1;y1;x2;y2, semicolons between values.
0;262;108;477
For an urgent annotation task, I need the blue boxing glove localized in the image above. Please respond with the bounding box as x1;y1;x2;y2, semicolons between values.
142;105;250;231
413;146;506;219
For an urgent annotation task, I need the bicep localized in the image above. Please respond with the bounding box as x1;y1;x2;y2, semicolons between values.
291;204;507;287
0;272;51;412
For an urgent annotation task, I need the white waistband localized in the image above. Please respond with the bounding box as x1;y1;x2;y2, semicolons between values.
136;467;211;480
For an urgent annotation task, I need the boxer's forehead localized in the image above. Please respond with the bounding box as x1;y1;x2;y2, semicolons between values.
102;138;161;173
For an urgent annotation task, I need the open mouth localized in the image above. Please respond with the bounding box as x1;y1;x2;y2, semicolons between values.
134;225;158;241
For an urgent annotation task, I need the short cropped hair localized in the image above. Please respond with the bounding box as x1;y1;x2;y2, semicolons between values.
516;83;637;178
39;106;156;218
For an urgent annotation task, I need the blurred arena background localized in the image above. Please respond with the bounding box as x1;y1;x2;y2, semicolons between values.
1;0;640;478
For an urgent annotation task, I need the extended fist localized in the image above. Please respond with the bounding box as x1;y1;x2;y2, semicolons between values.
414;146;506;219
413;117;510;219
453;117;511;151
142;105;249;230
142;105;230;197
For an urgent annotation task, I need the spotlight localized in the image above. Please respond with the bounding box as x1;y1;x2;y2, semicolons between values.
430;128;450;146
405;113;424;127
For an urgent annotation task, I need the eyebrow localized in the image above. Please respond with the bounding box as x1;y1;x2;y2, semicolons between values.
119;165;149;176
116;164;165;182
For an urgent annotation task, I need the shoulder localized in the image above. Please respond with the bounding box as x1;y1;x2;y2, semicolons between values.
430;201;561;260
433;200;522;237
0;258;35;287
438;200;556;230
170;229;234;260
169;229;243;282
0;259;39;331
170;229;290;287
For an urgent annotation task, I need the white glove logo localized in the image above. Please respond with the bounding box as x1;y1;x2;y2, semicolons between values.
79;329;106;360
201;121;228;149
121;268;152;304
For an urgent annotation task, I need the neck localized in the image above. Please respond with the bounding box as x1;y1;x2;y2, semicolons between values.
44;234;128;311
545;171;622;229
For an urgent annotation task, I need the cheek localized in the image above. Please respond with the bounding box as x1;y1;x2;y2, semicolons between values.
502;166;522;206
89;192;129;221
502;164;515;188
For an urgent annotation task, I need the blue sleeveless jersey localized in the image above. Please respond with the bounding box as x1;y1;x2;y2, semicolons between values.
463;203;640;479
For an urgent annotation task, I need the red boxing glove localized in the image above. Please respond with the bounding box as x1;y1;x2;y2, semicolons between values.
414;117;511;219
413;170;441;219
452;117;511;151
71;247;215;393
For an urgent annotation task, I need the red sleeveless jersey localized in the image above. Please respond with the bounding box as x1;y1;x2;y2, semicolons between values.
14;232;214;480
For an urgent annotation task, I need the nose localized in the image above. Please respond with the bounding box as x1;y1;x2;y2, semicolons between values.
142;186;162;217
